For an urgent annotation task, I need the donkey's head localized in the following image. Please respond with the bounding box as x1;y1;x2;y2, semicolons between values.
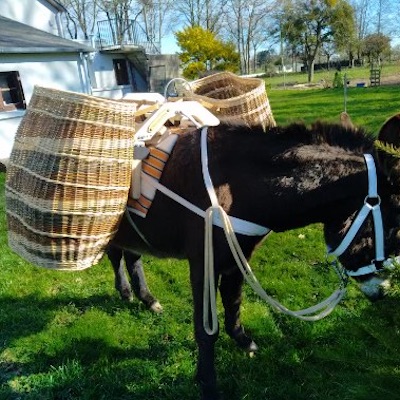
324;115;400;300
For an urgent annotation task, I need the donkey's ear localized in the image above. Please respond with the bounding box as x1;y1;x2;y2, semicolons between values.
377;114;400;146
375;114;400;183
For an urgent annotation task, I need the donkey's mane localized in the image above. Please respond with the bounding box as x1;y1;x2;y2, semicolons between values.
210;120;375;159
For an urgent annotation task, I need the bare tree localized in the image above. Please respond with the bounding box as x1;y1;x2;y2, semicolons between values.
173;0;228;34
96;0;142;44
320;40;336;69
61;0;175;52
60;0;98;39
372;0;396;35
225;0;275;75
140;0;175;48
350;0;397;63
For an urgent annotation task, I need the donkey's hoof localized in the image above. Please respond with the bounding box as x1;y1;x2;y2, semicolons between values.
229;328;258;353
119;289;134;303
246;340;259;354
149;300;163;313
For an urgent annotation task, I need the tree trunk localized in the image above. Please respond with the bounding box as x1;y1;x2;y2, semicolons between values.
307;59;314;83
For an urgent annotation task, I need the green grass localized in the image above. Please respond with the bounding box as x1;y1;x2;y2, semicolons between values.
268;85;400;132
2;84;400;399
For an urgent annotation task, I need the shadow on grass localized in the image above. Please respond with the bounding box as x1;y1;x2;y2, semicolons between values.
0;292;198;400
1;289;400;400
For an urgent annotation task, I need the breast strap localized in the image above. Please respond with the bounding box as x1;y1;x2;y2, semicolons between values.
140;173;269;236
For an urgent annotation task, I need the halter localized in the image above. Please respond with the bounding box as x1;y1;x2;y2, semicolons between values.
327;154;386;277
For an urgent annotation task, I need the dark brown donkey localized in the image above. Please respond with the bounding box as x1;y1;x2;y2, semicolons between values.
108;115;400;400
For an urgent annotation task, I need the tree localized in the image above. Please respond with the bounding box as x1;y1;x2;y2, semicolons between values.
256;49;277;73
59;0;98;39
172;0;228;35
281;0;355;82
97;0;142;45
351;0;371;55
372;0;394;35
175;26;239;79
350;0;396;63
330;0;356;66
137;0;176;50
60;0;174;50
225;0;275;75
320;40;336;69
362;32;390;64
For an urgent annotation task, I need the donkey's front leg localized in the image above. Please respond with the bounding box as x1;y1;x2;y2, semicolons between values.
124;251;162;313
190;258;220;400
220;269;258;353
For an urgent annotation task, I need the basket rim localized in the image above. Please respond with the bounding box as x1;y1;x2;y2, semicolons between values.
188;72;268;106
32;85;137;111
189;71;265;89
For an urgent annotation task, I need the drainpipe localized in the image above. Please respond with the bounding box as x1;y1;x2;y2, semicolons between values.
55;11;65;38
80;52;92;94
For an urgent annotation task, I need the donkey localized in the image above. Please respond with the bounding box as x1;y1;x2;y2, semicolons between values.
108;115;400;400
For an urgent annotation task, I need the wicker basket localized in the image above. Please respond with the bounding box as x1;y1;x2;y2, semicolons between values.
184;72;276;131
5;86;137;270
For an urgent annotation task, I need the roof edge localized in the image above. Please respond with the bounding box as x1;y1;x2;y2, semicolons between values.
44;0;66;12
0;47;93;54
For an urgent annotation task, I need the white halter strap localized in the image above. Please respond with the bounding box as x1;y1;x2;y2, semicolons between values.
328;154;385;277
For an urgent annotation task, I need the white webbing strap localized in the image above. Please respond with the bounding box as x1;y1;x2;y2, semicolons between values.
201;127;219;207
140;173;269;236
328;154;385;276
200;128;347;335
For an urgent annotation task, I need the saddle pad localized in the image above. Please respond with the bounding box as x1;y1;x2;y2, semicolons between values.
128;134;178;217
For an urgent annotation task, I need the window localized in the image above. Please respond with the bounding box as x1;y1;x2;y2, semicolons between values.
0;71;26;112
113;59;130;85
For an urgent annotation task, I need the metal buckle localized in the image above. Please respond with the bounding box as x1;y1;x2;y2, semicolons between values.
364;194;381;208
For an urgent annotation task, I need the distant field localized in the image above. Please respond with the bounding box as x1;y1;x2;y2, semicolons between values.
2;83;400;399
264;62;400;90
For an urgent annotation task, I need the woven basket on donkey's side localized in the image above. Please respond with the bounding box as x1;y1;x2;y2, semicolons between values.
186;72;276;131
5;86;137;270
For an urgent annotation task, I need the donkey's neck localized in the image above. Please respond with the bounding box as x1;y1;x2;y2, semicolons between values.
266;149;369;231
207;123;374;233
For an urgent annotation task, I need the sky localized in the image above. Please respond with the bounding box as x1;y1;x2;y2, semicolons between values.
161;33;179;54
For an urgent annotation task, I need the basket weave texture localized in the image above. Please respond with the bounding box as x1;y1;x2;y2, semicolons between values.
5;86;136;270
187;72;276;131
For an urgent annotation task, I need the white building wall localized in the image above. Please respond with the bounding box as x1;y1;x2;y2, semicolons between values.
92;54;117;89
90;54;132;99
0;53;88;160
0;53;88;102
0;0;62;36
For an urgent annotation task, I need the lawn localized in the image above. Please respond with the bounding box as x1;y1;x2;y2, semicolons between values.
2;82;400;400
268;85;400;133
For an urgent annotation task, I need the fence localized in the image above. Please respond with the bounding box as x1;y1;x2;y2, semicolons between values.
97;19;160;55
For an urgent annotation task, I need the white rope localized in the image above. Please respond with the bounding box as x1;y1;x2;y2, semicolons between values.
200;127;347;334
203;207;219;335
203;205;347;329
